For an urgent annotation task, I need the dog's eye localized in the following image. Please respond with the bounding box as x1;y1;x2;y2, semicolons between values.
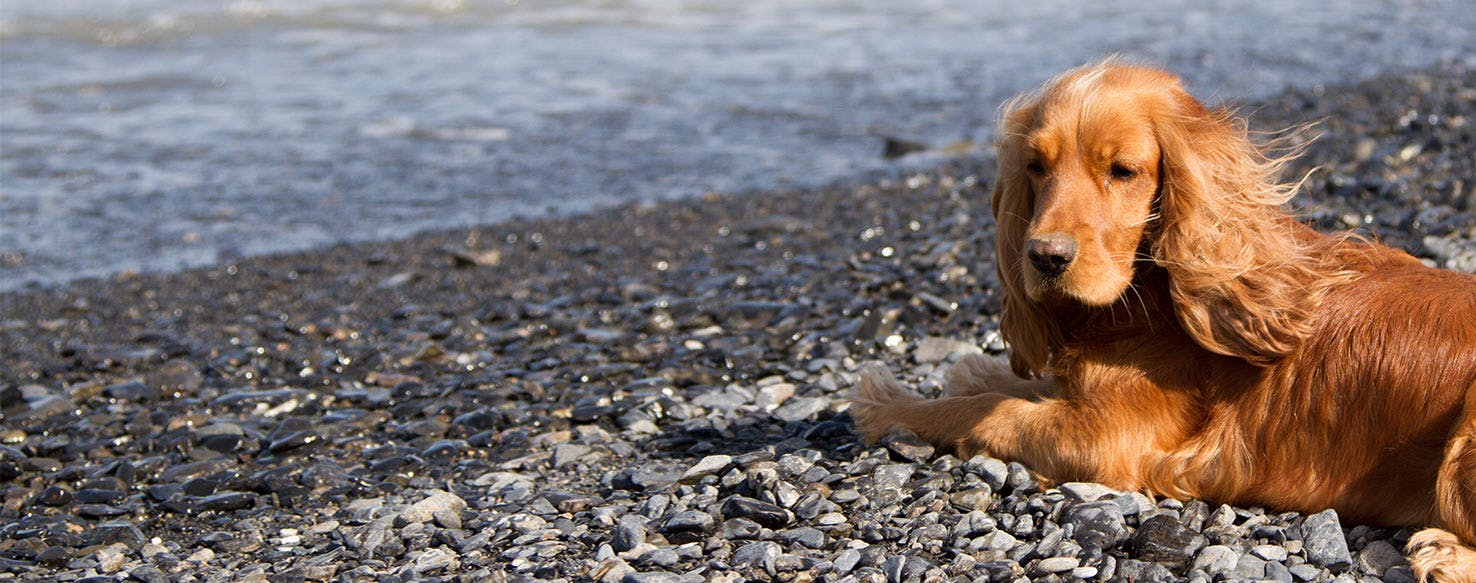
1026;160;1046;176
1109;163;1137;180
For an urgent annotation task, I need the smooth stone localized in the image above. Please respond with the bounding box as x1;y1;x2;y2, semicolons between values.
1059;482;1117;502
731;541;781;569
678;454;732;482
719;495;792;529
1192;545;1241;578
963;456;1009;491
398;489;467;525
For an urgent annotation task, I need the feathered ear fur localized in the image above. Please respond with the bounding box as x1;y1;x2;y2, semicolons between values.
992;102;1060;379
1151;91;1355;364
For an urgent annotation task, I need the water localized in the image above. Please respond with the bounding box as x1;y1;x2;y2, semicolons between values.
2;0;1473;291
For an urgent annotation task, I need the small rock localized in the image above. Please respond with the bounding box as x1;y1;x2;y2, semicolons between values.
1289;563;1322;581
949;486;995;512
679;454;732;482
1253;544;1290;562
1301;509;1353;571
398;490;467;525
720;496;792;529
1033;557;1080;574
1355;539;1405;576
1060;501;1129;551
832;548;862;575
880;431;934;462
1059;482;1117;502
963;456;1009;491
772;397;827;422
613;517;647;552
1191;545;1240;579
1130;513;1208;570
731;541;781;570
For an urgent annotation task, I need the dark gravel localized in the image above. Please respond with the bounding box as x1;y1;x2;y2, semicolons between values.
2;63;1474;582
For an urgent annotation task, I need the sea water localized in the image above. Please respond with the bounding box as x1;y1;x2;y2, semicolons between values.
2;0;1473;289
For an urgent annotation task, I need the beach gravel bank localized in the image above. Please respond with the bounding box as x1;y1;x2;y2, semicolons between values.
1;63;1473;582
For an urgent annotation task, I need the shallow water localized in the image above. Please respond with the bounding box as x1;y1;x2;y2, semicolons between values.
1;0;1473;290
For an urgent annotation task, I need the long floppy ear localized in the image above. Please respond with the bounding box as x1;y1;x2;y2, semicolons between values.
992;104;1061;379
1152;91;1354;364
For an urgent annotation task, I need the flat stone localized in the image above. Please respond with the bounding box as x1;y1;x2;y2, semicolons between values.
1059;482;1117;502
678;454;731;482
398;489;467;525
1034;557;1080;574
879;431;934;462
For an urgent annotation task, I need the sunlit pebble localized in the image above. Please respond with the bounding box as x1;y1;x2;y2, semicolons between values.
718;226;731;237
884;334;904;348
908;220;922;231
684;339;705;350
654;260;670;271
860;227;882;241
880;246;895;258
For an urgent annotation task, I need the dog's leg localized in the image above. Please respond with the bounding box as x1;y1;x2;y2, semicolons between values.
852;364;1119;483
1410;385;1476;583
944;353;1056;399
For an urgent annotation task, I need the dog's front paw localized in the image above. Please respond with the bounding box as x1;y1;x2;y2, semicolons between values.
849;363;920;444
944;353;1012;397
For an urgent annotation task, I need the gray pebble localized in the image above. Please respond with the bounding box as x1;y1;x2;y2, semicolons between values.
731;540;781;570
1191;545;1240;579
1302;509;1353;570
1355;539;1405;575
963;456;1010;491
613;517;647;552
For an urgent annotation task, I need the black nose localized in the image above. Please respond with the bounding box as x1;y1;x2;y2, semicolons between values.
1027;235;1077;278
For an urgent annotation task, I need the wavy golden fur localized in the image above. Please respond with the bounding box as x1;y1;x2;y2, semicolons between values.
851;61;1476;581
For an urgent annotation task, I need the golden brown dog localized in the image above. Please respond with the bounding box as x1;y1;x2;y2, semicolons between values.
850;61;1476;581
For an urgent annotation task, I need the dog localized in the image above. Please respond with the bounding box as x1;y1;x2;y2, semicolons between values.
850;61;1476;581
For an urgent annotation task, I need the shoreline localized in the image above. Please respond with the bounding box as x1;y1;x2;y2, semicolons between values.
2;63;1474;582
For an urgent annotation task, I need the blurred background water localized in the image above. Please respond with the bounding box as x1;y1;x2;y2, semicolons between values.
2;0;1473;290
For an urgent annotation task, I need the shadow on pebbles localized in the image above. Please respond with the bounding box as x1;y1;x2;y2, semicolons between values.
2;64;1474;582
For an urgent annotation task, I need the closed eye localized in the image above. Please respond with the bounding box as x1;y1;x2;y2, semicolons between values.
1026;160;1046;176
1109;162;1138;180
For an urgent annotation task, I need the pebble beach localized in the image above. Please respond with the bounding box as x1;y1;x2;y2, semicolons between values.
2;63;1475;583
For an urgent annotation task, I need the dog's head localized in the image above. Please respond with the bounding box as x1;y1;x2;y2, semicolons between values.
992;61;1345;377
